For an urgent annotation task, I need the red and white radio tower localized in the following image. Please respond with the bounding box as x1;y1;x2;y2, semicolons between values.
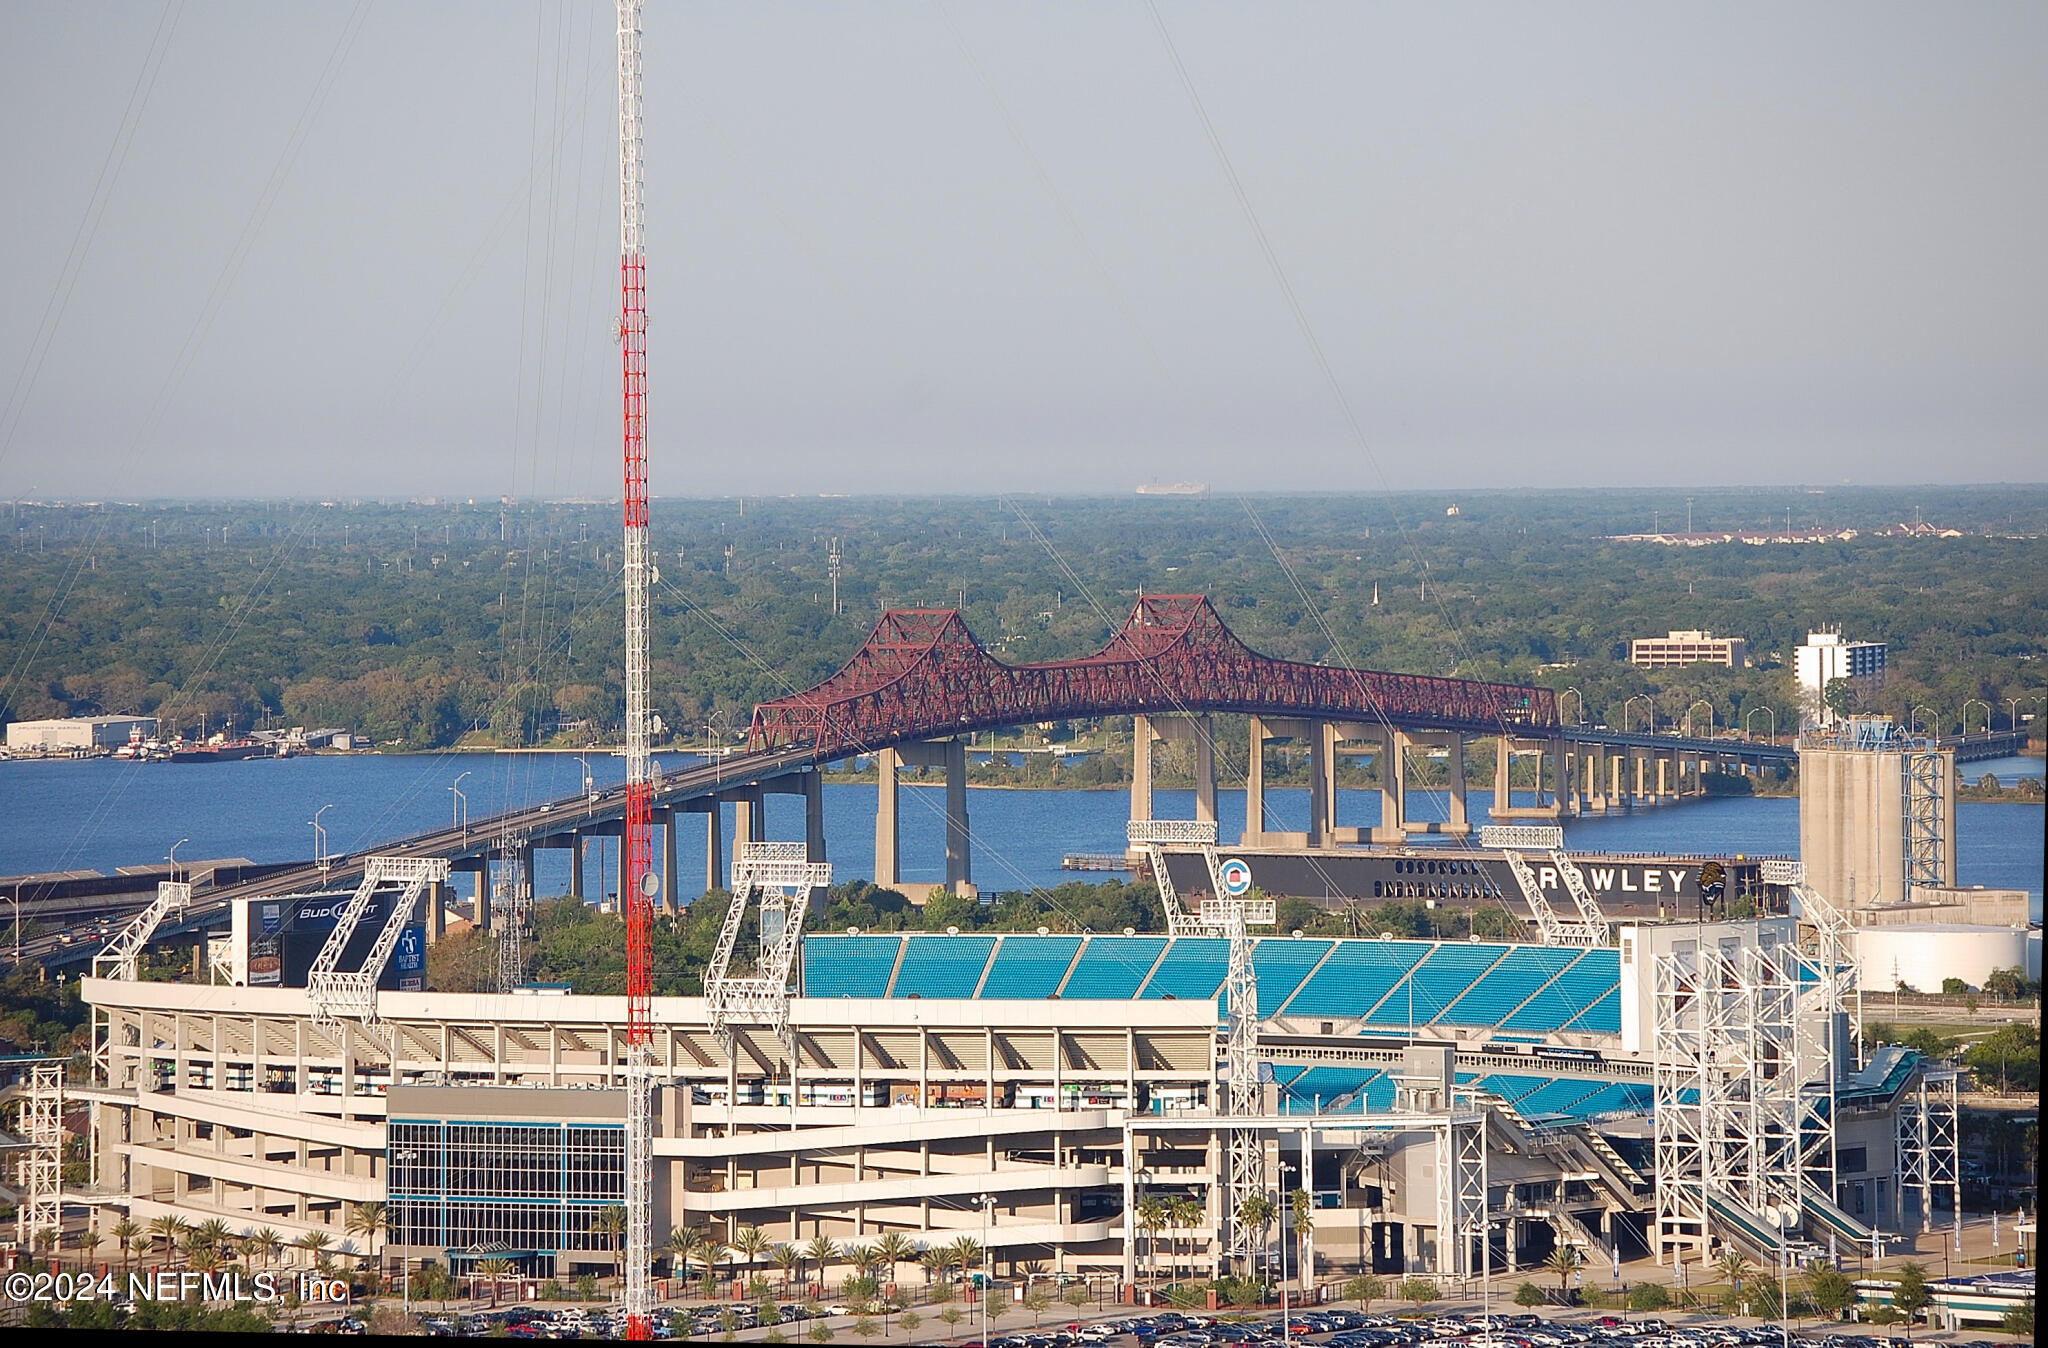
616;0;655;1338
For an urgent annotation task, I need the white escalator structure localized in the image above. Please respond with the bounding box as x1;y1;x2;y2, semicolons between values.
307;856;450;1052
1478;825;1608;947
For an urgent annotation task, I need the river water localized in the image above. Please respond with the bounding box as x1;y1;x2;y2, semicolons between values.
1;752;2040;916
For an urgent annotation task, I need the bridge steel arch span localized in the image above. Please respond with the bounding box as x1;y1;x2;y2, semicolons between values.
747;594;1557;761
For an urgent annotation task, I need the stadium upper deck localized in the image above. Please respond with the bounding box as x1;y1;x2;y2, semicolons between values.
799;932;1623;1038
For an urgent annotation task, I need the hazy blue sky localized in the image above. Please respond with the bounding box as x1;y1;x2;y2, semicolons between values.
1;2;2042;498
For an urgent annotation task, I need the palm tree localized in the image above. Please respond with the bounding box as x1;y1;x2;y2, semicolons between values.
194;1217;236;1263
871;1232;916;1291
1289;1188;1314;1290
805;1236;840;1294
254;1227;285;1273
476;1256;515;1307
691;1231;731;1292
148;1214;190;1266
919;1246;949;1288
346;1201;387;1274
111;1218;141;1276
237;1232;264;1272
1236;1194;1275;1282
733;1225;774;1283
772;1242;803;1294
594;1206;629;1284
129;1233;153;1269
1170;1197;1203;1283
1545;1245;1585;1304
667;1226;697;1279
1136;1197;1167;1288
946;1236;982;1290
1715;1248;1752;1295
295;1228;334;1272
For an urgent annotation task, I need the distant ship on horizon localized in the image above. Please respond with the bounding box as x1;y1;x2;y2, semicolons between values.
1135;481;1209;496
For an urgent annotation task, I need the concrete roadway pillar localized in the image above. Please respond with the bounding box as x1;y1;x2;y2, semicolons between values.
1131;713;1154;828
521;845;537;903
706;805;724;894
1548;736;1568;814
1372;726;1406;844
659;809;679;914
874;748;900;888
1193;715;1217;824
944;737;972;894
568;835;584;900
1309;720;1334;847
1245;716;1269;846
804;769;826;864
1634;752;1647;805
475;860;493;934
1446;733;1469;836
425;879;447;944
1656;755;1670;800
1494;734;1512;817
733;788;766;855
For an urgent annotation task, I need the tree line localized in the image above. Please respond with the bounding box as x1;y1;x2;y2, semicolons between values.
5;487;2044;751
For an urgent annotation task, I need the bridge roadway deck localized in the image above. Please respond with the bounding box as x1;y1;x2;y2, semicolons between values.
22;726;2018;970
25;744;820;969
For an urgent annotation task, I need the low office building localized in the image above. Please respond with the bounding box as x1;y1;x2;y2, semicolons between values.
1628;631;1748;669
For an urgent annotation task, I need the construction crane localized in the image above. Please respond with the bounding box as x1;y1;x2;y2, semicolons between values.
616;0;656;1337
1127;819;1271;1267
1478;824;1609;946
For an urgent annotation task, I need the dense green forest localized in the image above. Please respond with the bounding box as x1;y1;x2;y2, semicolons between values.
3;486;2044;750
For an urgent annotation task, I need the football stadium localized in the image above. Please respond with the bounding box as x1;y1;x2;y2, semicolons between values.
74;870;1956;1288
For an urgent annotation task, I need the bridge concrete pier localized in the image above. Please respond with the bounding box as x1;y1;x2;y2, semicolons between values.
1129;714;1218;841
1389;729;1470;838
1492;735;1566;820
876;742;972;898
425;878;448;944
1241;716;1309;849
656;808;679;914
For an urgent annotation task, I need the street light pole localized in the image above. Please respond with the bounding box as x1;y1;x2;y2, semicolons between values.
311;805;334;874
451;772;471;842
978;1193;995;1348
168;837;189;884
1277;1190;1290;1348
394;1148;417;1322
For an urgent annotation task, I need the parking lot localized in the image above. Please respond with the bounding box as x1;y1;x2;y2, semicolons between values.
300;1297;2029;1342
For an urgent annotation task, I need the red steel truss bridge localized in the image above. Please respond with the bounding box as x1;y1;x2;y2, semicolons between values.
748;594;1556;759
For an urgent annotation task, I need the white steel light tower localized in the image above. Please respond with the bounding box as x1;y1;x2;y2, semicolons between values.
1479;824;1609;946
1127;819;1271;1265
617;0;657;1336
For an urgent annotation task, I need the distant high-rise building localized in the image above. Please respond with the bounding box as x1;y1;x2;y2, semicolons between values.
1629;630;1748;669
1795;630;1887;724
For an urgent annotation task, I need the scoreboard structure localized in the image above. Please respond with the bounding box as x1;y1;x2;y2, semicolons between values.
224;889;426;991
1158;848;1788;921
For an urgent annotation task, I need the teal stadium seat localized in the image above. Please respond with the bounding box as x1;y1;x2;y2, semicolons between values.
1142;939;1230;1001
1440;947;1582;1026
1288;941;1430;1020
890;935;997;998
1060;936;1168;999
1502;949;1619;1032
977;935;1082;999
802;935;901;998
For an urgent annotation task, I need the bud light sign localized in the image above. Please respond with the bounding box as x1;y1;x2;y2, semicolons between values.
244;890;425;991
